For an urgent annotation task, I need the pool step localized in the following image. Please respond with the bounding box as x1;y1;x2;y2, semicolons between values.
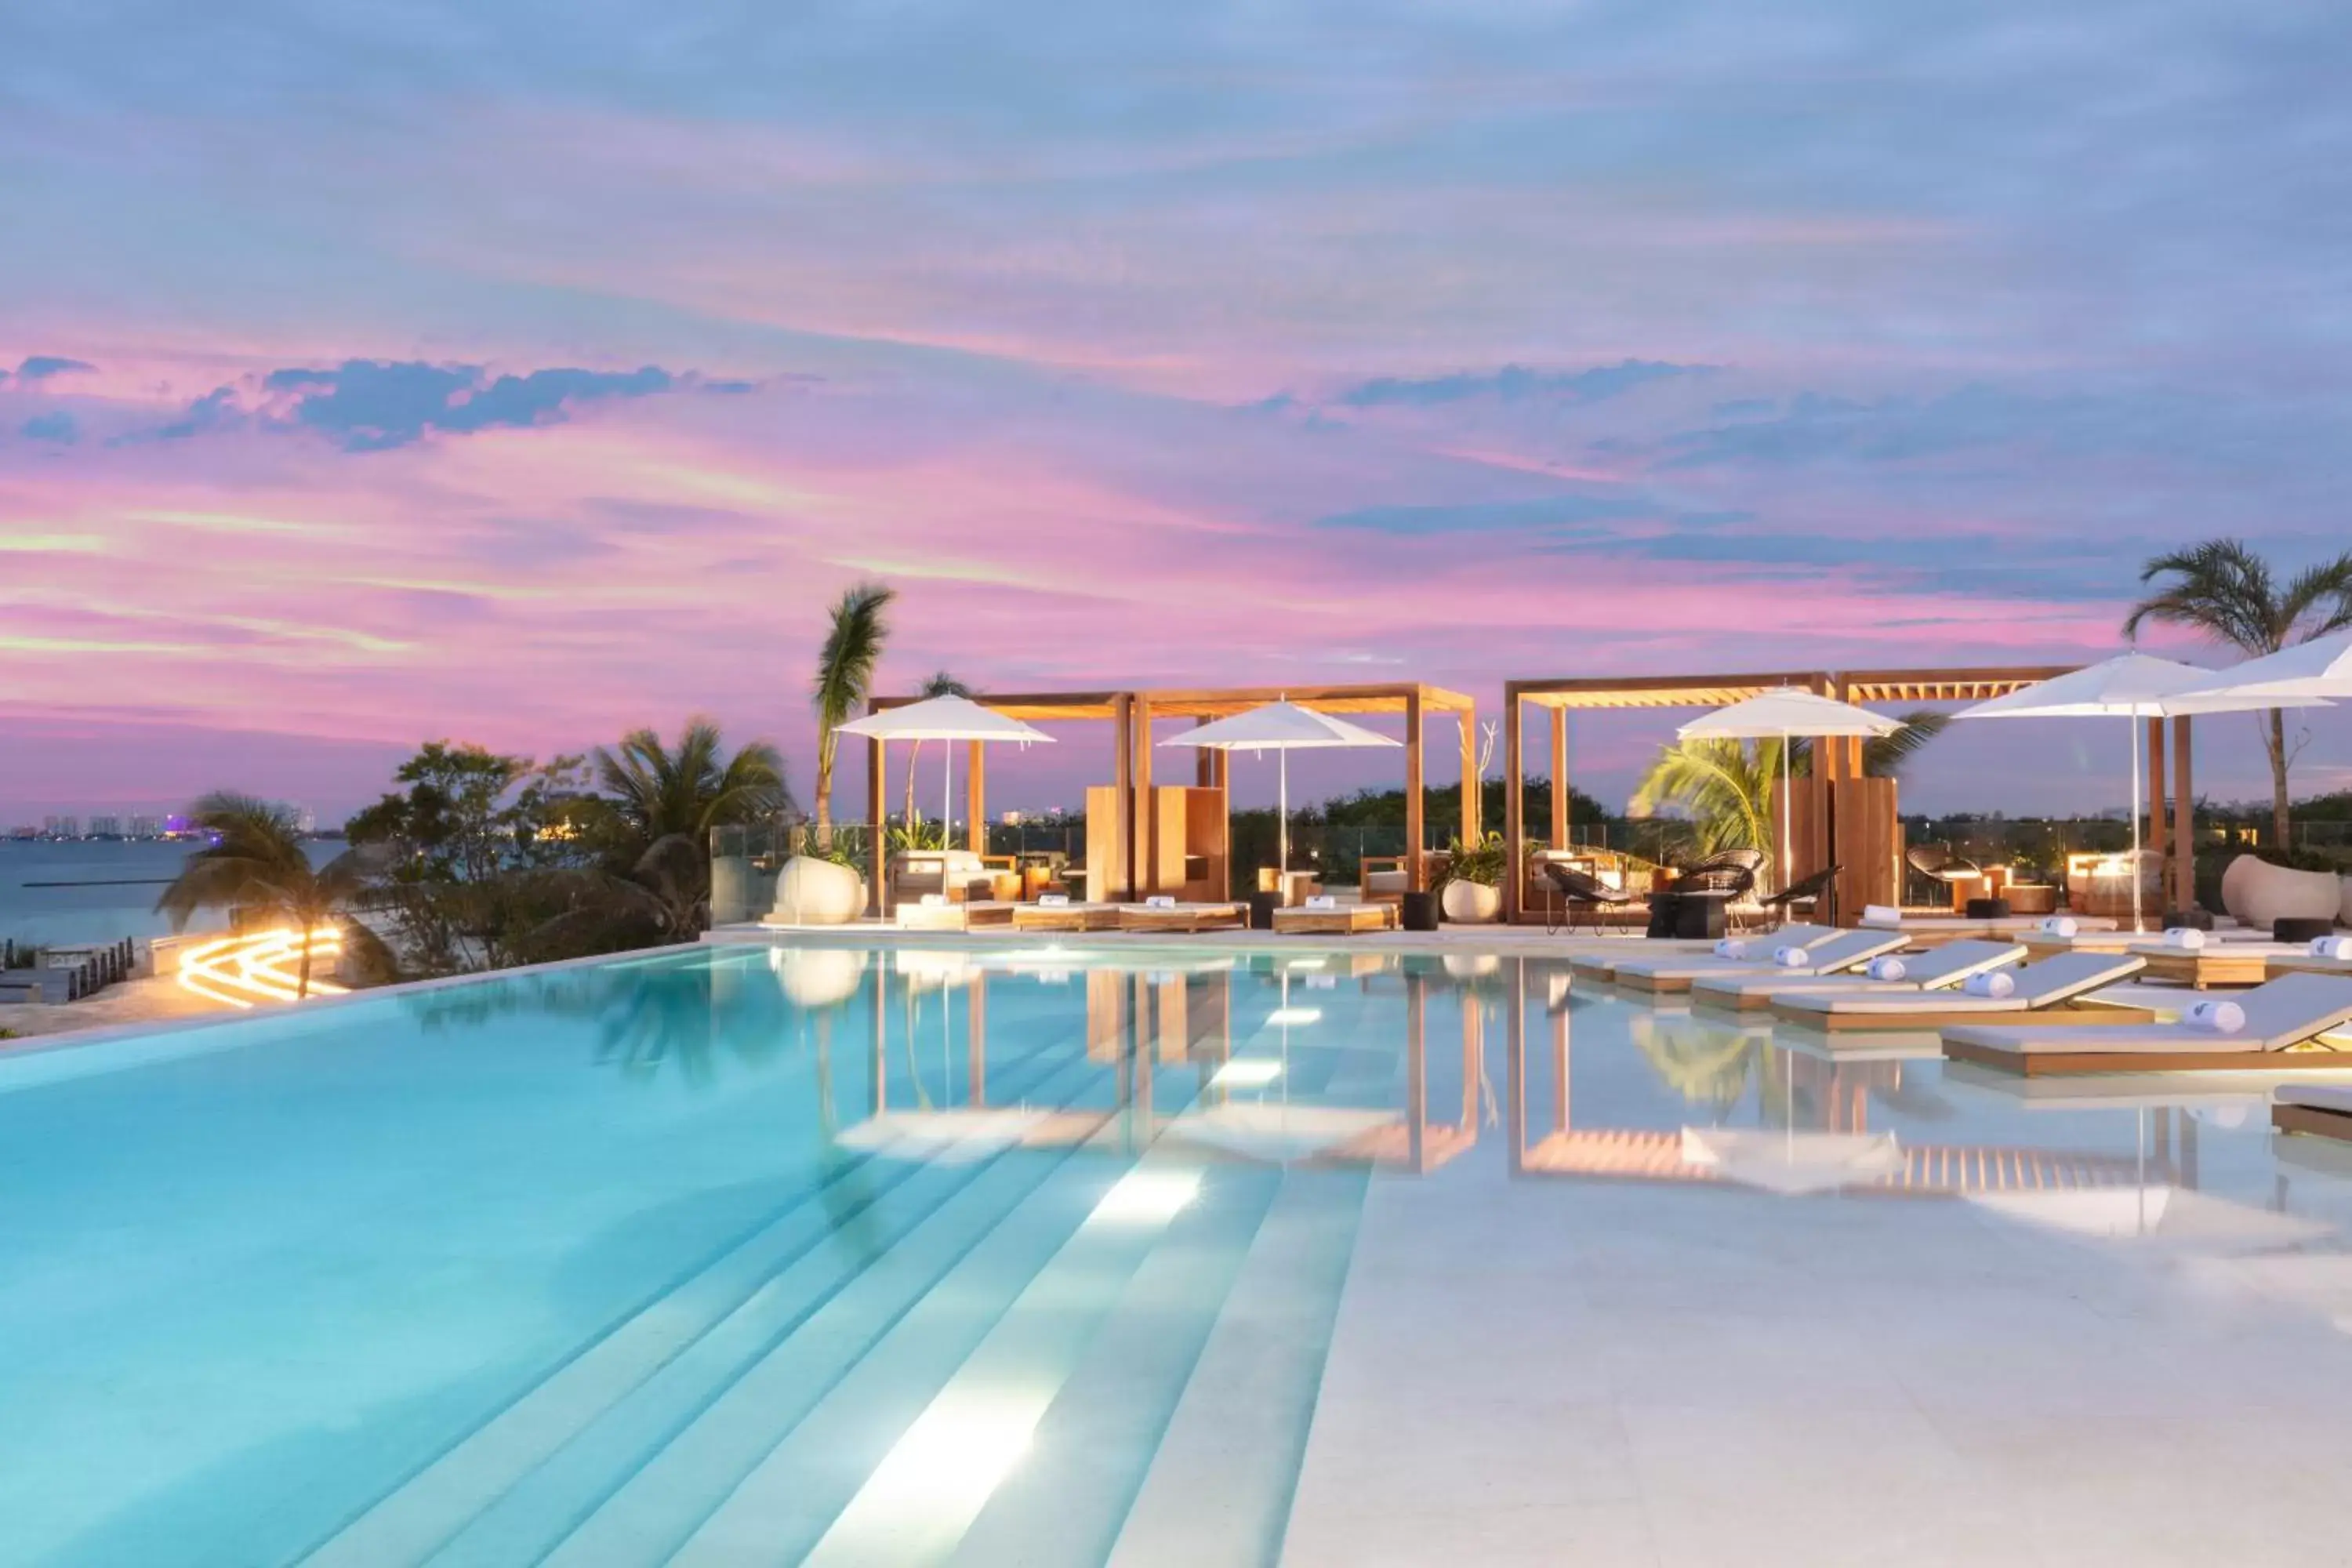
541;1144;1116;1565
302;1047;1091;1567
939;1163;1286;1567
1105;1166;1369;1568
668;1147;1227;1566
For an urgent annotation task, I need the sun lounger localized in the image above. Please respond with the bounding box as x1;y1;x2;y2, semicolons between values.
1116;901;1249;934
1860;909;2119;948
1566;923;1842;983
894;899;1017;931
1691;939;2025;1013
1943;971;2352;1075
2274;1082;2352;1143
1613;928;1906;996
2262;938;2352;981
1010;901;1120;933
1270;902;1397;935
1771;952;2151;1032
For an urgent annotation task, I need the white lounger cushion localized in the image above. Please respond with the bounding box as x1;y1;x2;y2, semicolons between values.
1615;929;1902;984
1776;952;2145;1018
1693;941;2024;1004
1947;973;2352;1057
2279;1083;2352;1116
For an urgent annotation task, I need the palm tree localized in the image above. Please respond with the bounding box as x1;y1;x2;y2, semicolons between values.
811;581;895;846
156;793;387;998
1630;713;1950;873
902;670;975;829
592;717;789;844
2124;538;2352;846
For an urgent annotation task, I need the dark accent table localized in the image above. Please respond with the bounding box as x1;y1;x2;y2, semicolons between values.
1247;891;1281;931
1400;891;1439;931
1646;890;1728;940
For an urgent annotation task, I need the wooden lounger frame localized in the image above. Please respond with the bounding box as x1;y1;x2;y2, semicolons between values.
1949;1036;2352;1076
1011;903;1120;933
895;901;1017;931
1271;904;1398;935
1774;999;2157;1033
1116;903;1249;934
2274;1102;2352;1142
2136;949;2272;989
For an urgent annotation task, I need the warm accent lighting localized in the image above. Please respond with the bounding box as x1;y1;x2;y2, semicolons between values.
1092;1168;1202;1225
176;926;347;1008
1213;1058;1284;1088
1266;1006;1323;1026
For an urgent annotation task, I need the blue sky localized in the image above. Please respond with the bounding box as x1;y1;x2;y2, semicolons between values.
3;2;2350;818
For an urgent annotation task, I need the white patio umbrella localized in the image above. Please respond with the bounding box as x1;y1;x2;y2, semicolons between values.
1951;655;2215;931
1159;699;1400;877
2164;627;2352;707
1677;688;1901;895
835;695;1054;848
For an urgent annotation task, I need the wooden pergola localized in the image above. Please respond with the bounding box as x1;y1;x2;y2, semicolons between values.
863;681;1477;912
1497;664;2203;924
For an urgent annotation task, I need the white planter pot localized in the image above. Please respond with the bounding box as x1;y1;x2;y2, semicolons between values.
2218;853;2340;930
771;855;867;925
1440;880;1501;924
2341;876;2352;927
774;948;868;1009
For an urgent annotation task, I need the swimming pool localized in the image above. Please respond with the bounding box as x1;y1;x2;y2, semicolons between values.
10;937;2352;1566
0;941;1504;1566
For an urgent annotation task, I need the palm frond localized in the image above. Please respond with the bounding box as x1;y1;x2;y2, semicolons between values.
813;583;895;731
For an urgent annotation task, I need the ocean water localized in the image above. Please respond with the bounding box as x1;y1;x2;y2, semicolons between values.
0;840;336;948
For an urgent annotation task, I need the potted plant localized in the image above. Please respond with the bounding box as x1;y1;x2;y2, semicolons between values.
1433;831;1508;924
2219;847;2343;930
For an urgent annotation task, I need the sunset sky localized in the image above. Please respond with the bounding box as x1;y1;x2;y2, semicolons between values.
5;2;2350;822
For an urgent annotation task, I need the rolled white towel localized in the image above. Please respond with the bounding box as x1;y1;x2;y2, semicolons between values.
918;893;947;907
1038;893;1071;907
2184;998;2245;1034
1962;971;2016;999
2039;915;2079;938
1866;955;1908;982
2310;935;2352;961
1713;938;1752;960
1145;895;1177;908
2164;926;2207;950
1305;895;1337;909
1773;946;1810;969
1861;905;1903;928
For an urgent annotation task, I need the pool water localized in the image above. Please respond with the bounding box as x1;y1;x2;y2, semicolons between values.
0;943;1472;1567
9;938;2352;1566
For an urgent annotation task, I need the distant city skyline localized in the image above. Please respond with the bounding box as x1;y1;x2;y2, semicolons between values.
5;3;2350;819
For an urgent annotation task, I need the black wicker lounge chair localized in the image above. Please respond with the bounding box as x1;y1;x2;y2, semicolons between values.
1541;862;1649;936
1759;863;1842;928
1905;844;1980;906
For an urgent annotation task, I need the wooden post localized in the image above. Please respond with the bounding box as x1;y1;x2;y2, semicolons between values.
967;740;985;855
865;731;887;918
1111;696;1133;902
870;962;888;1115
1404;689;1427;892
1503;688;1525;923
1133;695;1155;895
969;974;987;1104
1549;706;1569;849
1404;970;1427;1171
1504;957;1526;1176
2145;717;2167;873
2172;717;2194;912
1459;707;1480;847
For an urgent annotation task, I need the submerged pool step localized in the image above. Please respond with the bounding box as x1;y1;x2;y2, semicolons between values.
938;1163;1287;1567
301;1047;1089;1568
1105;1166;1369;1568
666;1145;1221;1566
541;1142;1116;1566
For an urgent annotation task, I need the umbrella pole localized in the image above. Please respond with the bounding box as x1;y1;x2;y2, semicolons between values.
944;741;953;849
1779;733;1792;898
2129;718;2143;932
1279;750;1290;878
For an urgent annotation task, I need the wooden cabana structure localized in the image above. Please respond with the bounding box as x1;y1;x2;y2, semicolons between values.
862;681;1476;914
1499;664;2205;924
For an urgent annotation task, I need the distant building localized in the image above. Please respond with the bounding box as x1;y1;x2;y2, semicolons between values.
295;806;318;834
163;813;193;835
129;815;161;837
89;815;124;837
42;815;80;838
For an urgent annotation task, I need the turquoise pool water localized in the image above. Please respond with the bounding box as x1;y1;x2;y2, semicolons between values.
0;942;1502;1567
10;938;2350;1566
